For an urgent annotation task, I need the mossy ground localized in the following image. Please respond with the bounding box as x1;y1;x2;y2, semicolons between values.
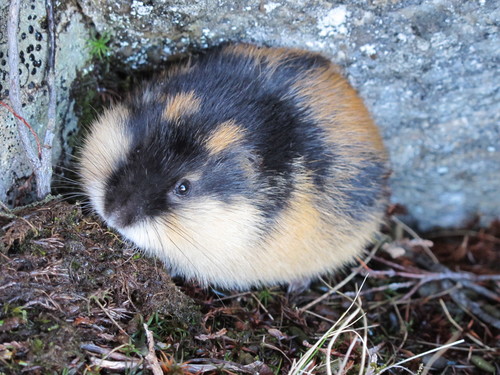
0;199;498;374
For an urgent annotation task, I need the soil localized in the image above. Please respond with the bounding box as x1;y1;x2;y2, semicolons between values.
0;198;498;374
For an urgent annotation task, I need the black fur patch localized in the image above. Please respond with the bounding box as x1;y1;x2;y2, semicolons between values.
339;159;389;220
154;48;333;210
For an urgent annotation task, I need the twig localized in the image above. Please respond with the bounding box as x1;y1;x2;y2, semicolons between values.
444;279;500;330
89;357;142;371
460;280;500;302
364;265;500;301
361;268;500;282
143;324;163;375
315;281;417;301
251;292;274;321
426;229;500;244
0;101;42;157
7;0;41;169
0;200;11;212
299;240;383;313
464;333;494;350
439;299;463;332
391;216;439;264
377;339;465;374
81;343;134;361
399;280;426;301
38;0;57;198
420;331;463;375
373;255;422;272
91;297;129;337
187;358;269;373
0;200;17;220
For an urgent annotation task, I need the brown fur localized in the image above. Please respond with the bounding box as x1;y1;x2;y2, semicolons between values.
291;67;386;154
206;120;246;156
162;91;202;122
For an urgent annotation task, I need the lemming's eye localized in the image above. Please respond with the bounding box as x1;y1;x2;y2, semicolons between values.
132;145;142;157
174;180;191;196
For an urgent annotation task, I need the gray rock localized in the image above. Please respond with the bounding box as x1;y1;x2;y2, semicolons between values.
0;0;91;204
1;0;499;230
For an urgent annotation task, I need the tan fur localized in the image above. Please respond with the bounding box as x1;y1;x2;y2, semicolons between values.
245;162;383;284
162;91;202;122
291;66;386;155
79;104;131;217
205;120;246;156
161;58;194;79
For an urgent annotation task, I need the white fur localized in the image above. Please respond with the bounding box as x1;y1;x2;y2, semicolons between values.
79;104;131;217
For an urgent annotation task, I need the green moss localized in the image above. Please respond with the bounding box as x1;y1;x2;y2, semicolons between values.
31;338;45;355
87;32;112;60
256;288;278;307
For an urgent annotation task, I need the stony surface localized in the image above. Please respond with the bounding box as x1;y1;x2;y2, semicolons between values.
0;0;91;205
1;0;499;229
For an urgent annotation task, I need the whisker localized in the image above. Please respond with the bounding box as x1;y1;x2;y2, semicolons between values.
57;164;79;173
164;217;221;271
158;216;212;256
58;192;84;199
172;207;262;278
52;179;81;188
150;218;205;277
54;172;78;181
